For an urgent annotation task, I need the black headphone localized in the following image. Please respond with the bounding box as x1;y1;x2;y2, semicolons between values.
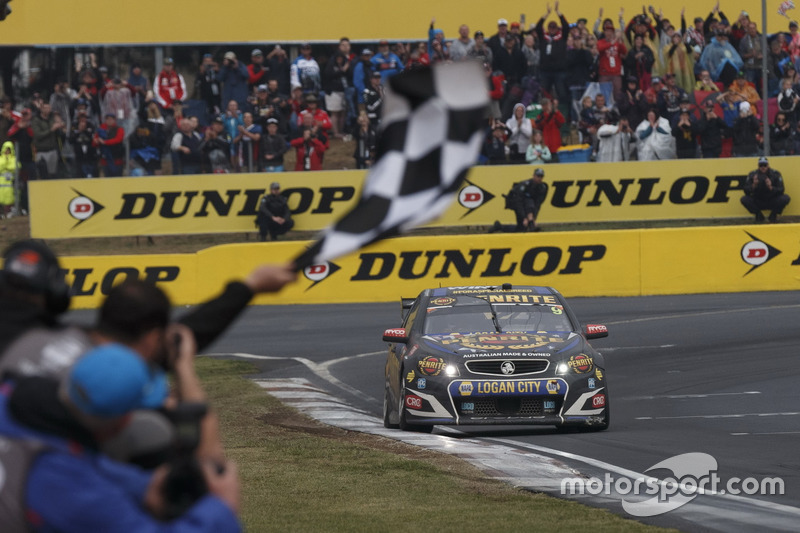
0;240;71;315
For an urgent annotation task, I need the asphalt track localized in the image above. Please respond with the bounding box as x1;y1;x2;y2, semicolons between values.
189;291;800;532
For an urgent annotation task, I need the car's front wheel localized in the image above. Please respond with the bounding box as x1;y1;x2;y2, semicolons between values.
397;370;433;434
383;383;399;429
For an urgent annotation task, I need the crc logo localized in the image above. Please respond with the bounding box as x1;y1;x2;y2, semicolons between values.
405;394;423;410
500;361;515;375
302;261;341;289
592;394;606;407
741;232;781;275
68;190;105;225
456;180;495;215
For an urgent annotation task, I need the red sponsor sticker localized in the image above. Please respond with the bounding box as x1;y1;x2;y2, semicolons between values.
405;394;423;409
592;394;606;407
384;328;407;338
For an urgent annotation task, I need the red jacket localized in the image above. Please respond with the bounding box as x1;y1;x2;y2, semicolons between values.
534;110;566;154
297;108;332;131
597;39;627;77
93;123;125;164
154;69;186;109
290;136;326;171
247;64;269;87
488;72;505;101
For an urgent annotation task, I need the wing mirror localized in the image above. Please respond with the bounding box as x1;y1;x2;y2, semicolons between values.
383;328;409;343
585;324;608;339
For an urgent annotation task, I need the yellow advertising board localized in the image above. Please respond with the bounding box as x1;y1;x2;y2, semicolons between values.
0;0;781;46
448;156;800;226
640;225;800;294
57;253;197;310
56;223;800;310
30;157;800;239
29;171;362;238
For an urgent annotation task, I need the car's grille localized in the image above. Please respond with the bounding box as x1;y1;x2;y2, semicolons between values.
457;397;563;417
465;359;549;375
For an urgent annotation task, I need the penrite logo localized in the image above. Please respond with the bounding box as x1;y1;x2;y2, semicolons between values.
740;232;781;275
68;189;105;226
457;180;495;217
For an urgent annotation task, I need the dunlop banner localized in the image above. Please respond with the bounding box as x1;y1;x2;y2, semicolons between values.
29;171;362;238
449;156;800;226
640;225;800;295
52;223;800;309
30;157;800;239
57;254;197;310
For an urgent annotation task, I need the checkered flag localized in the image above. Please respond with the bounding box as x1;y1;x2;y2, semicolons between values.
294;61;488;270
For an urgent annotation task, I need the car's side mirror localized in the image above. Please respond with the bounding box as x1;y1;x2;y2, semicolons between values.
383;328;409;343
585;324;608;339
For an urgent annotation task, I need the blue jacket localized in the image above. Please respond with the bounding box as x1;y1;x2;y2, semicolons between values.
699;37;744;82
0;386;240;533
352;60;374;104
370;53;404;84
219;62;250;110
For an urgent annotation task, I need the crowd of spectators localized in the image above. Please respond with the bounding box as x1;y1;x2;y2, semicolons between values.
2;2;800;187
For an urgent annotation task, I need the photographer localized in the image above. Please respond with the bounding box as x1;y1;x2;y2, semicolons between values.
696;99;728;158
219;51;249;111
201;117;232;173
0;343;241;532
290;114;327;171
69;111;99;177
596;110;634;162
196;54;222;118
0;240;71;356
672;109;700;159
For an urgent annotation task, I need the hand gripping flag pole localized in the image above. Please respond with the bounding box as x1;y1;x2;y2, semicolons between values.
293;61;489;272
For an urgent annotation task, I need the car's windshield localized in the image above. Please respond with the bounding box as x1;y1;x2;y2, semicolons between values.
423;299;573;334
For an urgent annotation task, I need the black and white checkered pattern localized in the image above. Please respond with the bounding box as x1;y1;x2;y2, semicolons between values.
294;62;488;270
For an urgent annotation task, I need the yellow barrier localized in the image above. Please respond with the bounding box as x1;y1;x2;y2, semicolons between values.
57;224;800;309
30;157;800;239
0;1;779;46
30;171;361;238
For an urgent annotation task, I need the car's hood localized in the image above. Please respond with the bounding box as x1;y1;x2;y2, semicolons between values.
420;331;585;357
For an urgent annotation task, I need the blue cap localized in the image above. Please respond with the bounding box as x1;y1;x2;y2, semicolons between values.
67;344;168;418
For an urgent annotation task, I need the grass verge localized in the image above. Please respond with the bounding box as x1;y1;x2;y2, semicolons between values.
198;357;674;532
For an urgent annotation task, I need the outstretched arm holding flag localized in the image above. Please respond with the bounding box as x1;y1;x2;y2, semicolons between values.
293;61;489;271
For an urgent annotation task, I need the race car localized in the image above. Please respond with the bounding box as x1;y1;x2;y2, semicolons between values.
382;284;610;433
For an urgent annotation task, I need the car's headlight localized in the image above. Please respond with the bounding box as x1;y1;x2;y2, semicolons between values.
555;363;570;375
444;364;459;377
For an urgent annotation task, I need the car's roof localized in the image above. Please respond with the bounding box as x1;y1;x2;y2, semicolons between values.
422;285;562;299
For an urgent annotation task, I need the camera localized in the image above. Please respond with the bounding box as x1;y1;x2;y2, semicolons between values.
159;402;211;520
